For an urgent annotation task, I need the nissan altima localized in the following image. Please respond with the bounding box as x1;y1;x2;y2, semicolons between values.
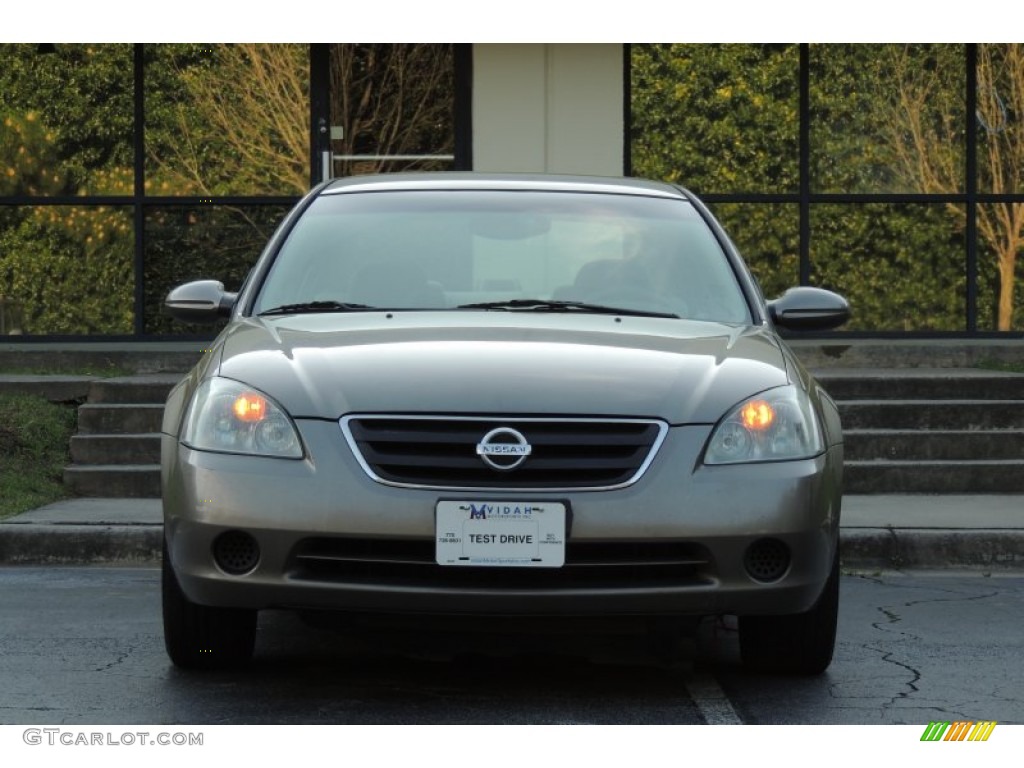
161;173;849;674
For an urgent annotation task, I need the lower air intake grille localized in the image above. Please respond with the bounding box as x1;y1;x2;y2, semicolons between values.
288;537;713;590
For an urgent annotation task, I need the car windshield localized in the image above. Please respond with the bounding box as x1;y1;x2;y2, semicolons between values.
253;190;752;324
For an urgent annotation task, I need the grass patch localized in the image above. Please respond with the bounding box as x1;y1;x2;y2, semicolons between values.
0;363;133;377
0;393;77;520
975;359;1024;374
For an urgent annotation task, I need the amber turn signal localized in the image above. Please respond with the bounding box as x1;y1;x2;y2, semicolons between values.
232;394;267;422
740;400;775;431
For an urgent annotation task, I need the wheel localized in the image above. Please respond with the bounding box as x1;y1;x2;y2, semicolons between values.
738;549;839;675
162;538;257;670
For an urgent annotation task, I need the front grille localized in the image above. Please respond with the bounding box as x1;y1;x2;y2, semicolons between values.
341;416;667;490
288;537;713;590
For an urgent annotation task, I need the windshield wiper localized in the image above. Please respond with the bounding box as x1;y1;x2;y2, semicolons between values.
258;301;377;316
455;299;678;319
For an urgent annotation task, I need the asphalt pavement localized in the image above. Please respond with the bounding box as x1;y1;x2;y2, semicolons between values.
0;494;1021;570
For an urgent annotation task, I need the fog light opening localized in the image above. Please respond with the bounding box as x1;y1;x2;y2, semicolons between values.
744;538;791;583
212;530;261;575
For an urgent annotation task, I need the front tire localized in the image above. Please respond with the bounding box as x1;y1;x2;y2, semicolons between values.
739;550;839;675
162;539;257;669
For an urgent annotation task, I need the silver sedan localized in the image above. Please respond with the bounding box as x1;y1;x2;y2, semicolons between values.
161;173;849;674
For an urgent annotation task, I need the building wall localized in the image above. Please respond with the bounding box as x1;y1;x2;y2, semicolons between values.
472;44;624;176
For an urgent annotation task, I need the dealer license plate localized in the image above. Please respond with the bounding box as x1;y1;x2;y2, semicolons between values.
435;500;566;568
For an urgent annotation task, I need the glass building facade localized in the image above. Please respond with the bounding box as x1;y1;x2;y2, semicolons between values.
0;44;1020;338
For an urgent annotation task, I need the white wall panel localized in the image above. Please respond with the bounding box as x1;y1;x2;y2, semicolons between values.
472;44;623;175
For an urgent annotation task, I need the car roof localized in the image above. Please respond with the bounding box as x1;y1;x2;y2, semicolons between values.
320;172;688;200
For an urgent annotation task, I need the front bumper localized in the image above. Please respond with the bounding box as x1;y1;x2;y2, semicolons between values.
162;419;842;618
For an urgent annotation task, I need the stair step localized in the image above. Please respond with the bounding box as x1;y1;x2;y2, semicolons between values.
818;369;1024;401
77;404;165;434
87;374;182;404
63;464;161;498
844;460;1024;494
838;400;1024;430
844;429;1024;461
70;434;162;465
0;375;95;403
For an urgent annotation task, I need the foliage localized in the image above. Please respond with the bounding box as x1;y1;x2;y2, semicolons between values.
632;43;1023;331
143;204;289;334
0;44;304;334
146;44;310;196
632;44;799;194
870;44;1024;330
0;112;68;196
0;393;76;520
0;44;133;194
632;46;804;310
0;45;136;334
706;202;799;303
810;204;966;331
0;200;134;334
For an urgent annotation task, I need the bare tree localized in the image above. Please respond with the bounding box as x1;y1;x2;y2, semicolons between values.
880;44;1024;330
330;44;454;177
151;44;454;190
152;44;310;197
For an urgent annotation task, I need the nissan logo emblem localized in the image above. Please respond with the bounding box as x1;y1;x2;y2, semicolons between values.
476;427;532;471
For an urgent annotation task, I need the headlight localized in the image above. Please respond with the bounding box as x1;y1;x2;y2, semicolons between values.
704;385;824;465
182;377;303;458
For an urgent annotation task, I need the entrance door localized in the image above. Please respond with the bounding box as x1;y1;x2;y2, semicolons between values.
312;44;470;182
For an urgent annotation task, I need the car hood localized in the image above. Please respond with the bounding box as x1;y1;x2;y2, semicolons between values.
215;313;791;424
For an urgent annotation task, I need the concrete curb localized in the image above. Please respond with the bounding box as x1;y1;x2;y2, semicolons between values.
840;528;1024;571
1;523;1022;570
0;524;162;565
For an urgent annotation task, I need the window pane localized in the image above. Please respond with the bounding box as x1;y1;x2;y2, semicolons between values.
0;204;134;334
0;44;134;197
707;202;799;301
144;205;291;334
810;44;966;194
146;44;310;196
977;203;1024;332
977;45;1024;196
810;204;966;331
630;44;799;194
328;44;455;177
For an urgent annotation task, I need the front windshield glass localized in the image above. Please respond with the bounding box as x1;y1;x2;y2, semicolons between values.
253;189;752;323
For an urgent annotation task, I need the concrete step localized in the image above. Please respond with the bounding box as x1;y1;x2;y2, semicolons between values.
788;340;1024;369
69;434;161;465
63;464;161;498
818;370;1024;401
844;429;1024;461
838;400;1024;430
77;404;165;435
0;375;95;403
845;460;1024;494
0;343;203;375
87;374;182;405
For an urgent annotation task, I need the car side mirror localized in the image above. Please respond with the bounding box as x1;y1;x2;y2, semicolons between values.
768;287;850;331
165;280;237;324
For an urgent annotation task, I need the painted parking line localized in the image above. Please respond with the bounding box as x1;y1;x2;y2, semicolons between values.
684;671;743;725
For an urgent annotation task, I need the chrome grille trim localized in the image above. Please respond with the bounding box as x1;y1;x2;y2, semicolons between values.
340;415;669;492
